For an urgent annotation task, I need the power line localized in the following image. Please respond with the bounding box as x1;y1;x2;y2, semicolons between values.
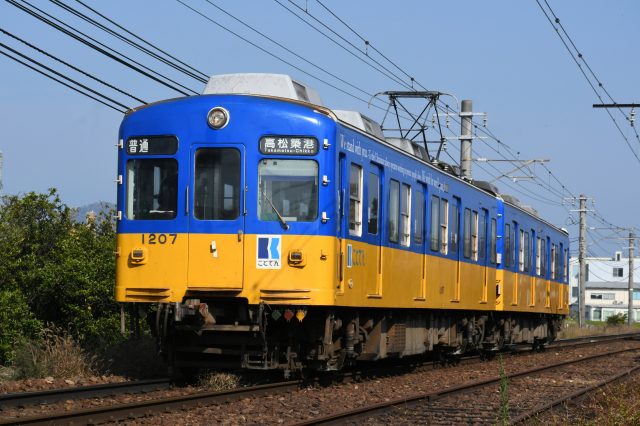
72;0;208;81
0;45;126;113
200;0;377;102
533;0;640;164
176;0;400;115
314;0;422;90
1;27;146;104
272;0;413;90
50;0;208;84
8;0;197;96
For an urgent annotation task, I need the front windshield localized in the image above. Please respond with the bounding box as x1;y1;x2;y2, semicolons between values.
126;159;178;220
258;159;318;222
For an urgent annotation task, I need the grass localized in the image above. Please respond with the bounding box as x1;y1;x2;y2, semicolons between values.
558;319;640;340
497;354;510;425
197;371;241;391
11;327;95;380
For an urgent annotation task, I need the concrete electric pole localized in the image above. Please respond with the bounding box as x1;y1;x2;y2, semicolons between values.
460;100;473;180
578;195;587;327
629;232;635;325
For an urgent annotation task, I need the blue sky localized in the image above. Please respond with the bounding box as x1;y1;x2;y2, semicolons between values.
1;0;638;256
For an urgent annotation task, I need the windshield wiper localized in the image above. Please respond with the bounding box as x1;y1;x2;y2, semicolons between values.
261;189;289;231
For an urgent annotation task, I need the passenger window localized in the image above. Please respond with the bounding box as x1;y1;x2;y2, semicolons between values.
400;183;411;246
367;172;379;234
414;188;425;245
194;149;240;220
440;198;449;254
349;164;363;236
505;223;511;267
258;159;318;222
388;180;400;243
519;229;525;272
490;218;497;264
472;211;479;261
463;208;471;259
536;237;542;276
564;249;569;283
524;232;531;272
478;210;487;260
511;223;516;269
126;158;178;220
430;196;440;251
540;238;548;277
551;244;557;280
450;199;460;254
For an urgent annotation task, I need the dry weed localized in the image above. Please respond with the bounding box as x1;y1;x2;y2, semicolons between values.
197;371;241;391
13;327;95;379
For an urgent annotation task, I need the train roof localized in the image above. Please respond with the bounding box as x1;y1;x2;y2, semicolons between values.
126;73;567;237
203;73;323;106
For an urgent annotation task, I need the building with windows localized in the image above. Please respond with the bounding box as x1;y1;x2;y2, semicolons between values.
569;251;640;322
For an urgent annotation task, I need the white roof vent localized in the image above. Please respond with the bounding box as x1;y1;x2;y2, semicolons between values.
333;110;384;139
203;73;322;105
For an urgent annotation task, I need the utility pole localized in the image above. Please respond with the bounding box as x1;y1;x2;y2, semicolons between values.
460;100;473;180
578;195;587;327
629;231;635;325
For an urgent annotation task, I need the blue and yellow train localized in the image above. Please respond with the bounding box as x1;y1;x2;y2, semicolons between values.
115;74;569;374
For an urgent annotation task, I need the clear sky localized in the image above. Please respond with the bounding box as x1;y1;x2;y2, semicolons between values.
1;0;638;256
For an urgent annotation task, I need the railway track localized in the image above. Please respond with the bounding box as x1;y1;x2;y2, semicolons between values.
0;378;171;409
289;345;640;425
1;332;638;425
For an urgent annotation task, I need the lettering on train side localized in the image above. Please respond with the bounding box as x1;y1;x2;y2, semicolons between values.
346;244;365;267
339;133;449;193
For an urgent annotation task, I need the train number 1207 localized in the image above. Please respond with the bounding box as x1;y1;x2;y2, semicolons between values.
141;233;177;244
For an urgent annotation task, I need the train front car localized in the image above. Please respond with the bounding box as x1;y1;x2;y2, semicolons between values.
115;75;342;374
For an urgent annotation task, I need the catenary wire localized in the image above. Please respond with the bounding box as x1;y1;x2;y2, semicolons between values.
50;0;207;84
0;45;126;113
7;0;197;96
0;27;146;104
72;0;209;80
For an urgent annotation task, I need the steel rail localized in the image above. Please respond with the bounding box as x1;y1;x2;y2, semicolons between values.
2;332;638;424
0;378;171;409
288;346;640;425
511;364;640;424
0;380;301;425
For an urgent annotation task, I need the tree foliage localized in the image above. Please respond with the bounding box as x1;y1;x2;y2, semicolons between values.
0;189;119;363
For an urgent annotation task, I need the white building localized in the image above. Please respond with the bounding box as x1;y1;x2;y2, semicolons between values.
569;251;640;322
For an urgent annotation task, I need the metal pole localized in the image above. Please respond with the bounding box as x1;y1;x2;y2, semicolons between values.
629;232;635;325
460;100;473;180
578;195;587;327
120;304;126;335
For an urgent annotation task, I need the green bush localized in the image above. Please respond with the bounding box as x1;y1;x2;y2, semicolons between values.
606;313;628;326
0;289;42;364
0;190;121;364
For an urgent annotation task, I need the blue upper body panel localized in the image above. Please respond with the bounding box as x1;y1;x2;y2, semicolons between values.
116;94;569;283
118;94;338;237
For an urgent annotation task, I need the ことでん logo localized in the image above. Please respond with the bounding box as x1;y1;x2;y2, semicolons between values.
257;235;282;269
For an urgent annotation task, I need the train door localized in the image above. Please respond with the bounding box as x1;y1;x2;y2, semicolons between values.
366;167;382;297
337;154;347;294
479;208;488;303
495;198;504;308
187;144;245;290
451;197;461;301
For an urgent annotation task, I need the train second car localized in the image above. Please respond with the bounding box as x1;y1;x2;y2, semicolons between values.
115;74;569;374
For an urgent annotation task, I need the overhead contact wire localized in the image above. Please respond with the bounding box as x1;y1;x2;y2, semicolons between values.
0;27;146;104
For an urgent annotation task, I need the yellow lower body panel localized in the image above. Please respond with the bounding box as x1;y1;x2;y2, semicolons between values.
115;233;567;316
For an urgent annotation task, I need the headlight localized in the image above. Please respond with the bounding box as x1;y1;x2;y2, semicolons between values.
207;107;229;129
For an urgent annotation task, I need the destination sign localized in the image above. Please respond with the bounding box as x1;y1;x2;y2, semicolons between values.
127;136;178;155
259;136;318;156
